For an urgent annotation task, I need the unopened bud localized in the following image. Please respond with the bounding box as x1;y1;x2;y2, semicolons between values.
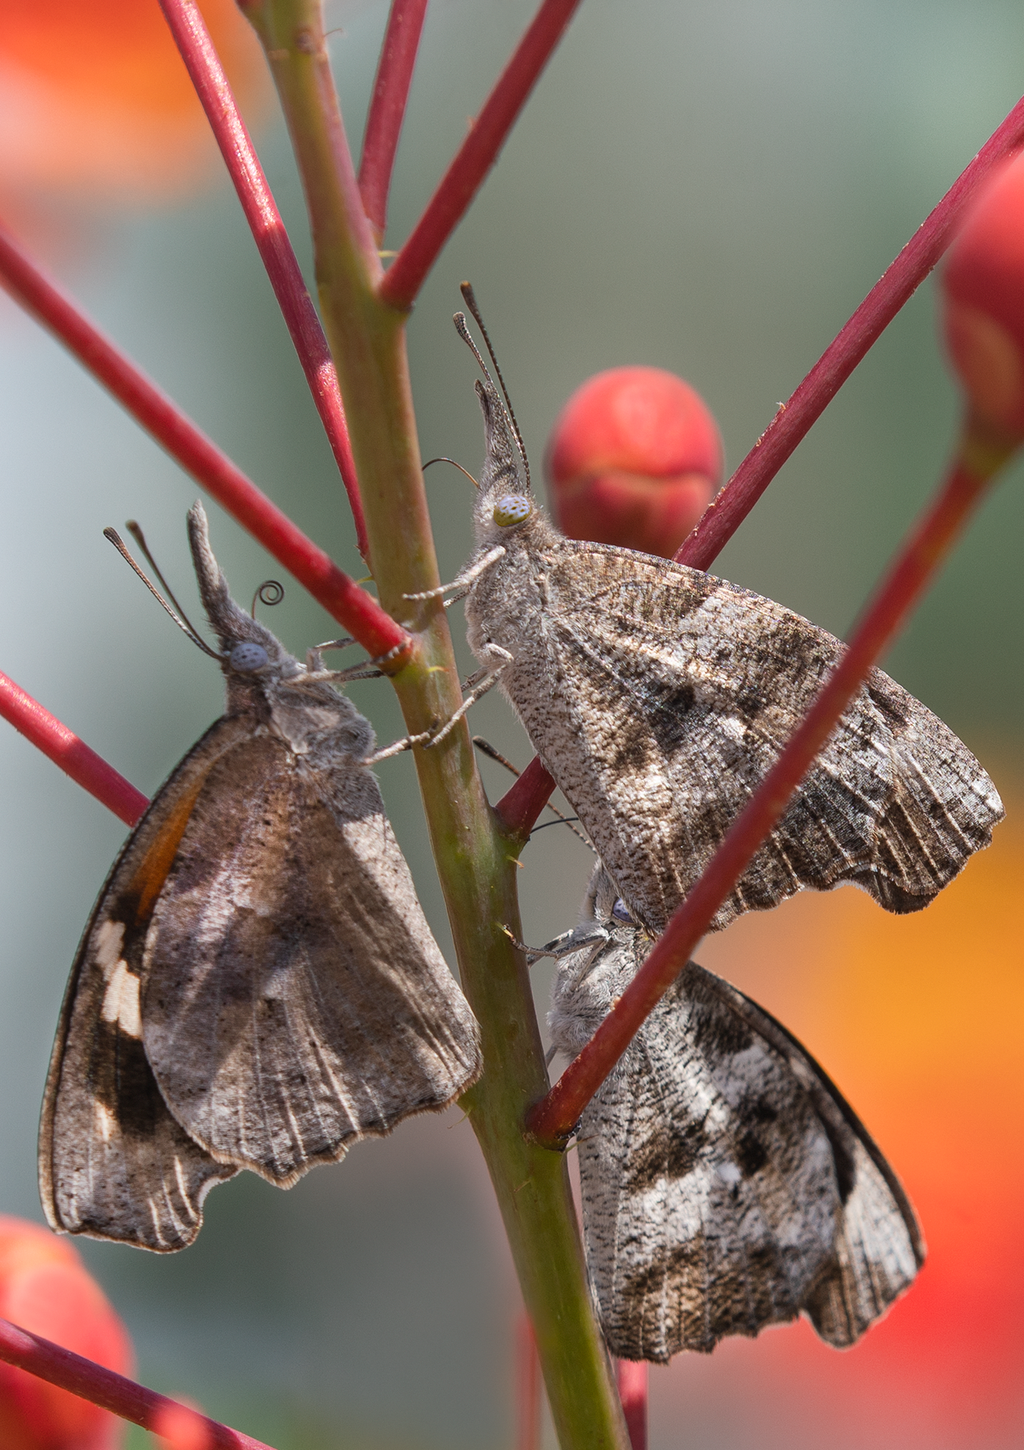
545;366;722;557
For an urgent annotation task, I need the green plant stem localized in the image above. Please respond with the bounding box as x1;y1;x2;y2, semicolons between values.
238;3;627;1444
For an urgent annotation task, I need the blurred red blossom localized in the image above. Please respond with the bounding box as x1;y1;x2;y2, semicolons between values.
942;150;1024;445
0;0;267;219
544;365;723;557
151;1400;212;1450
0;1215;132;1450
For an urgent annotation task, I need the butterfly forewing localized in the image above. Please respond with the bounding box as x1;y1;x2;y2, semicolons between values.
39;718;250;1250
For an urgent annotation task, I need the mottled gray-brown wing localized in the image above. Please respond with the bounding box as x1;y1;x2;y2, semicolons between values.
141;735;481;1185
39;718;250;1251
573;960;921;1361
527;544;1001;932
702;968;925;1347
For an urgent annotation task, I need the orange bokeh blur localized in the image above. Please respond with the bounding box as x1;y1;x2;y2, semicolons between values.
681;760;1024;1446
0;0;267;207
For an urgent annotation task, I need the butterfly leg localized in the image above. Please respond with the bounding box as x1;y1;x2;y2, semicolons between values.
362;729;436;765
423;647;513;747
404;546;506;603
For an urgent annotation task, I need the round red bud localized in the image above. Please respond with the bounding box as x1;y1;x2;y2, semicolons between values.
544;366;723;557
942;151;1024;443
0;1216;132;1450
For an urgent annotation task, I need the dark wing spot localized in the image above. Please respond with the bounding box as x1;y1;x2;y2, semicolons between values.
747;1096;779;1125
92;1019;169;1140
640;678;697;755
626;1120;707;1194
735;1130;768;1178
692;1005;754;1060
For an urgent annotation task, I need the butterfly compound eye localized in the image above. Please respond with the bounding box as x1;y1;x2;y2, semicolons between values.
229;642;270;672
612;899;633;924
492;494;533;528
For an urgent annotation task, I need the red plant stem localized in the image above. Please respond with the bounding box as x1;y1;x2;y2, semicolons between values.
0;1317;275;1450
157;0;368;558
616;1361;648;1450
380;0;583;308
516;1314;542;1450
529;446;1001;1145
0;673;148;826
0;227;409;663
493;755;557;838
676;90;1024;572
359;0;430;240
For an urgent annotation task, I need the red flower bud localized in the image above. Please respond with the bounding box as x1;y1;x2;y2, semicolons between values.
0;1216;132;1450
942;151;1024;443
544;366;723;557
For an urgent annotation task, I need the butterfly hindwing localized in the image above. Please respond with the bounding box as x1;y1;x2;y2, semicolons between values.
547;871;923;1361
141;731;483;1184
462;379;1001;933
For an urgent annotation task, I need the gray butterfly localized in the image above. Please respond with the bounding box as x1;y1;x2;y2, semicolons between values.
40;503;482;1252
545;867;924;1361
427;362;1002;934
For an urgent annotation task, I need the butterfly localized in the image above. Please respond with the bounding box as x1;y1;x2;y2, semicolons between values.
430;352;1002;935
40;503;481;1252
544;867;924;1360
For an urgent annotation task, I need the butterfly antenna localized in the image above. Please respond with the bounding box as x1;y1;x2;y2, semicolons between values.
460;282;532;493
423;456;480;489
472;737;592;848
124;521;204;635
104;527;222;660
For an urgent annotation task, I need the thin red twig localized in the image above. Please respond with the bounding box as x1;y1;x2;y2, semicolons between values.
379;0;583;308
493;755;557;838
0;1317;276;1450
515;1314;542;1450
529;447;1000;1144
676;90;1024;572
0;226;410;664
0;673;148;826
616;1361;648;1450
158;0;368;558
359;0;430;239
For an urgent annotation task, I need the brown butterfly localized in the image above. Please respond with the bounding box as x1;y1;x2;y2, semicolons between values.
420;324;1002;934
546;868;924;1360
40;503;481;1252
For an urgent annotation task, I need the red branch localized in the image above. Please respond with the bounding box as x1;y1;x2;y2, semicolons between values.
528;448;1000;1145
359;0;430;239
616;1361;648;1450
158;0;368;557
0;673;148;826
0;227;410;664
0;1317;276;1450
379;0;583;308
676;89;1024;572
493;755;557;838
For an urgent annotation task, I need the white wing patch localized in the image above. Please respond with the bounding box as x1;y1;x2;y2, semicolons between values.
99;957;143;1039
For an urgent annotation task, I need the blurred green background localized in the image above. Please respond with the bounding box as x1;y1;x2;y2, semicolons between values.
0;1;1022;1446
